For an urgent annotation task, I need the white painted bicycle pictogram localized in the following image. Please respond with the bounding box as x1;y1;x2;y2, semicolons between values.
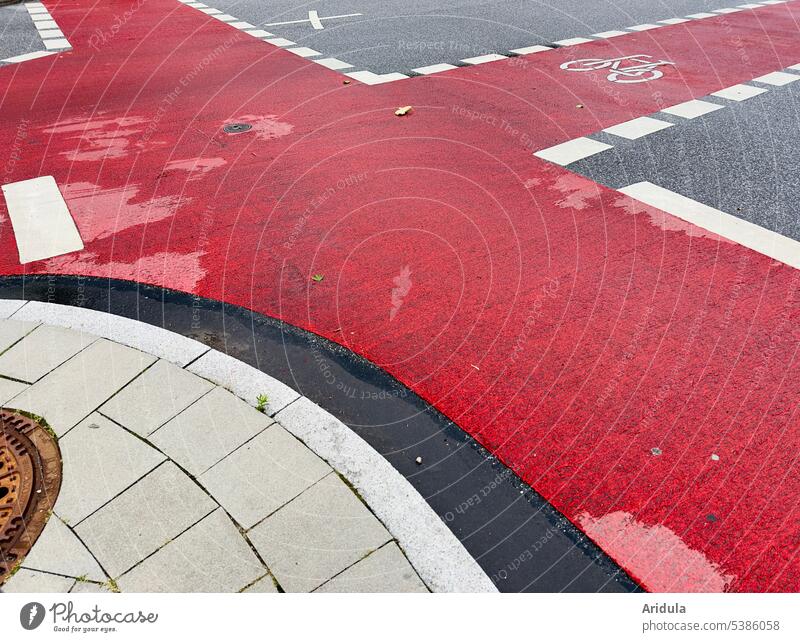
560;55;675;83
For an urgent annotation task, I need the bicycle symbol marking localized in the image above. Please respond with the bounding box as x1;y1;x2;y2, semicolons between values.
560;55;675;84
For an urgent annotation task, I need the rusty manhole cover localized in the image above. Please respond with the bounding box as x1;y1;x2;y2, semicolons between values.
0;409;62;585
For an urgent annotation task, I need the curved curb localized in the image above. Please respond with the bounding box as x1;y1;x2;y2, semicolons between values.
0;298;497;593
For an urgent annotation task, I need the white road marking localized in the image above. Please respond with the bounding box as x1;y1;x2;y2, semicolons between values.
738;3;765;7
461;53;507;64
244;29;274;38
659;17;691;24
553;37;594;46
30;14;54;22
33;19;58;30
43;38;71;51
714;7;744;13
413;63;458;74
627;23;662;31
686;12;718;18
752;71;799;85
661;99;724;119
263;13;362;28
592;30;628;38
534;137;613;166
229;21;256;29
314;57;354;70
619;182;800;270
788;64;800;71
345;70;409;85
212;14;238;21
308;10;324;30
711;83;768;101
263;37;296;47
1;50;55;64
37;29;64;39
287;46;322;57
1;176;84;264
510;45;553;54
26;7;48;14
603;116;673;140
198;7;221;14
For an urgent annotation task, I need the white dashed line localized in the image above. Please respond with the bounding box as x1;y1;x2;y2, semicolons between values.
1;50;56;64
659;17;692;24
534;138;613;166
263;37;295;47
308;10;324;30
1;176;84;264
314;57;354;70
413;63;458;74
244;29;273;38
661;99;725;119
287;47;322;58
592;30;628;38
229;21;256;29
344;70;409;85
627;23;662;31
553;37;594;46
603;116;673;140
738;3;765;7
461;53;508;64
714;7;744;13
43;38;71;51
510;45;553;54
751;71;799;85
619;182;800;270
711;83;768;101
686;12;718;18
212;14;238;21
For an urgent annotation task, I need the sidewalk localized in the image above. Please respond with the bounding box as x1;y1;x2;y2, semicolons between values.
0;300;446;593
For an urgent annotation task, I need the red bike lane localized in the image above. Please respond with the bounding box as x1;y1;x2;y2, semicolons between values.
2;0;800;591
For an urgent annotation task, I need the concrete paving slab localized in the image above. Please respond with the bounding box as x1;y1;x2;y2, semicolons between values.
55;413;166;525
187;349;299;416
0;376;27;405
199;425;331;528
117;509;264;592
0;318;37;352
7;338;156;436
248;474;391;592
75;462;217;578
70;580;112;593
2;568;75;593
100;359;213;437
242;574;280;593
21;516;106;581
0;324;94;383
150;386;272;476
0;298;26;319
315;543;428;593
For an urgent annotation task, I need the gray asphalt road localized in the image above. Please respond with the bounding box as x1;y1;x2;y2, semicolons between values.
209;0;736;73
0;3;43;64
568;76;800;242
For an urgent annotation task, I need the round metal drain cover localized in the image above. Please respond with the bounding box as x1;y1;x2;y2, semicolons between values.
0;409;61;585
223;123;253;134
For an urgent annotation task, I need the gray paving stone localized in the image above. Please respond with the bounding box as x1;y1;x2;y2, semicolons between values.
242;574;280;593
21;515;106;581
187;349;299;415
0;318;37;353
0;298;26;319
117;509;264;592
55;413;165;525
199;425;331;528
0;325;96;383
75;462;217;578
248;474;391;592
315;543;428;593
70;580;111;593
7;339;156;436
100;359;213;437
0;376;27;405
2;568;75;593
12;300;209;366
150;386;272;476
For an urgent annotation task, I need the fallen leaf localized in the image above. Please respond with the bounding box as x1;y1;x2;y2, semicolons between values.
311;274;324;282
395;106;413;116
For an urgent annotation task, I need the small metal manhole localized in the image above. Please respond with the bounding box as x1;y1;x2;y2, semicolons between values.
223;123;253;134
0;409;62;585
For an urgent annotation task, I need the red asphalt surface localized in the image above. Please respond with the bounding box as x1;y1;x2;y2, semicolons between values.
1;0;800;591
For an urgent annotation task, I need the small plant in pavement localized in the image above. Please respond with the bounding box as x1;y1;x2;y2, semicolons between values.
256;394;269;413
